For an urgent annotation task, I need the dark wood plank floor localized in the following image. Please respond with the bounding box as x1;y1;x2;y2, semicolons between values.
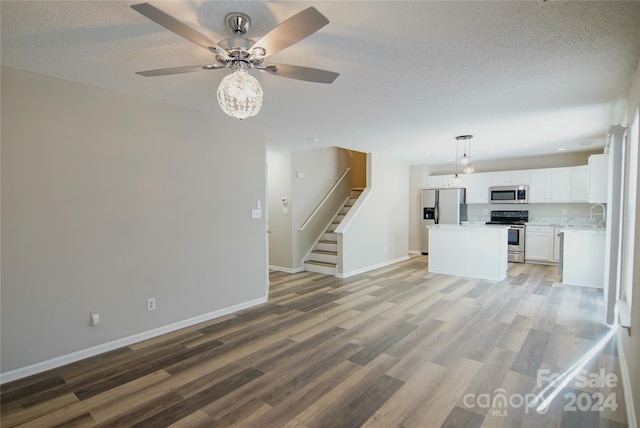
1;256;628;427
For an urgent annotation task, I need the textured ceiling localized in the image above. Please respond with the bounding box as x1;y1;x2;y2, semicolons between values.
2;1;640;165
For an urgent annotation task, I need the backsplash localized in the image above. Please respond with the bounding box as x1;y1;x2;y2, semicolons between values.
466;203;605;225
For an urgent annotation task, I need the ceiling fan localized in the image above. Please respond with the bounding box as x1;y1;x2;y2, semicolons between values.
131;2;339;118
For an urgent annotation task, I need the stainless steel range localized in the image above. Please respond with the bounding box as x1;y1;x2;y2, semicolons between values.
486;210;528;263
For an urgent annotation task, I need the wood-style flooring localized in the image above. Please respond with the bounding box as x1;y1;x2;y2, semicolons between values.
0;256;628;427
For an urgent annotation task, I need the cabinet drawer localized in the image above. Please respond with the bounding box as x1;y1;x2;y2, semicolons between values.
526;225;554;233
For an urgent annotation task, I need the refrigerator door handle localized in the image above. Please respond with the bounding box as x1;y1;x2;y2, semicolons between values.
434;192;439;224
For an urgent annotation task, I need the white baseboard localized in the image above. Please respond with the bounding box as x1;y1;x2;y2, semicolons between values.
617;330;638;428
408;250;422;255
269;265;304;274
337;255;410;279
0;296;268;385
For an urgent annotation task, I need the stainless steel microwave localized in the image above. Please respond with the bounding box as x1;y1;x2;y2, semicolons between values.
489;185;528;204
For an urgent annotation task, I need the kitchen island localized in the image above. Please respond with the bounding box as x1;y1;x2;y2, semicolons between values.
428;224;509;281
561;226;605;288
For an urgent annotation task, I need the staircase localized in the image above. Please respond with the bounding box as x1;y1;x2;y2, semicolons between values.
304;188;364;275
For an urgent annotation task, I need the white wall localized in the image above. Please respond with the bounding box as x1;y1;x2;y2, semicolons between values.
339;153;409;276
266;152;293;270
617;58;640;426
409;165;430;253
291;147;351;269
266;147;352;271
1;67;268;376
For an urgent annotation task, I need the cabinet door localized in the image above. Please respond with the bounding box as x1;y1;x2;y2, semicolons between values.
525;225;554;262
529;168;572;203
528;169;549;203
509;170;530;186
429;175;452;188
490;171;510;186
553;227;562;262
549;168;571;202
490;170;530;186
465;172;491;203
570;166;589;202
588;154;609;203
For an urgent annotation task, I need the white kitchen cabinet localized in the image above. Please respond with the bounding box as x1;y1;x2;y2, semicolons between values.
570;165;589;202
528;169;548;203
588;154;609;203
429;174;460;188
464;172;491;203
525;225;555;263
550;168;571;202
562;228;605;288
528;168;571;203
490;170;530;186
553;226;563;262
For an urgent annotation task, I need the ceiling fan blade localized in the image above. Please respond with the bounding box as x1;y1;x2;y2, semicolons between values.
131;3;228;58
250;7;329;58
136;64;223;77
260;64;339;84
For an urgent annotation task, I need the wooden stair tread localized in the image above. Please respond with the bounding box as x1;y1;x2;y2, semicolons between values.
304;260;337;267
319;240;337;244
312;250;338;256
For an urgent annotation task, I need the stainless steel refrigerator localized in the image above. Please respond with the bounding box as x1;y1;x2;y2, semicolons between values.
420;188;467;254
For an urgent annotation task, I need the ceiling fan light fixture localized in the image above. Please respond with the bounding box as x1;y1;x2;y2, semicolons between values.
217;62;263;119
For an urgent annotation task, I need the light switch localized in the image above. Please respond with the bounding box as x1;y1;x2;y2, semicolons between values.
252;209;262;219
90;312;100;326
295;171;304;178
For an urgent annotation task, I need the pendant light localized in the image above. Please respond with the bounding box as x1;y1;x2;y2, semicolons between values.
456;135;475;174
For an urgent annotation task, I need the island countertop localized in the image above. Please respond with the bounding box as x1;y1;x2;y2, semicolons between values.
429;224;511;230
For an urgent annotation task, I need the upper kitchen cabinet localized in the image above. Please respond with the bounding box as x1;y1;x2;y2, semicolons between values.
464;172;492;203
588;154;609;203
529;168;572;203
570;165;589;202
490;170;530;186
428;174;457;188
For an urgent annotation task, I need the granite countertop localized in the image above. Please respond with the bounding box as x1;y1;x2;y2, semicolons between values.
526;217;604;228
430;224;510;229
561;225;606;233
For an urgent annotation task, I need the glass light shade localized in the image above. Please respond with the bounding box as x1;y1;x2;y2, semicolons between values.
217;69;263;119
459;154;470;165
463;164;475;174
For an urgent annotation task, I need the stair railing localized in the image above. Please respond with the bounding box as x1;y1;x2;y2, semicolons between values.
299;168;351;231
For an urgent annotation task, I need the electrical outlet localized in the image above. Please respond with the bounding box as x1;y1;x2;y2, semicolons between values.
147;297;156;312
483;209;488;215
561;209;568;215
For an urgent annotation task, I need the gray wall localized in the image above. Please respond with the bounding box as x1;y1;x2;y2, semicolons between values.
428;150;602;175
1;67;268;375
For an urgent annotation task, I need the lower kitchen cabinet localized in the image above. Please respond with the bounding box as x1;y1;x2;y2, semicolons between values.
553;226;562;262
525;225;555;263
